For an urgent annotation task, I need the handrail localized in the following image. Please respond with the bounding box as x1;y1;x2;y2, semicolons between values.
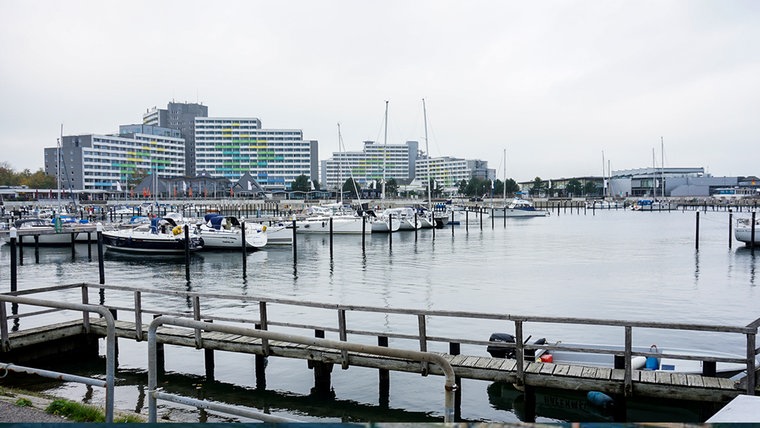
5;282;759;396
0;295;116;422
147;316;458;422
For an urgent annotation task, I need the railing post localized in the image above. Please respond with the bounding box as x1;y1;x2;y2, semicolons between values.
418;314;429;375
134;291;143;341
81;284;90;333
97;223;105;286
193;296;202;348
747;331;757;395
0;301;8;352
9;228;17;293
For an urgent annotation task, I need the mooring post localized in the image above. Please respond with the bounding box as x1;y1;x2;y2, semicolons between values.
449;342;462;421
695;211;700;250
378;336;389;408
310;329;332;397
491;208;494;229
292;220;297;261
451;210;455;236
34;235;39;263
362;216;366;250
204;319;215;381
184;225;190;282
97;223;105;286
9;228;17;293
728;209;733;249
752;211;757;254
388;213;393;248
70;232;76;258
254;322;267;390
465;210;469;232
87;232;92;261
18;235;23;266
329;217;334;258
241;222;247;276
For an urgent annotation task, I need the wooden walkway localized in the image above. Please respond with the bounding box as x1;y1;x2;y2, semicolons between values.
3;317;751;404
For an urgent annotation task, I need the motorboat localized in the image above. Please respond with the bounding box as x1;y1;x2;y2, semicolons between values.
11;217;80;245
486;333;758;377
385;207;422;231
448;205;491;224
585;200;621;210
258;222;292;245
198;214;267;251
102;215;203;254
491;198;549;218
735;216;760;246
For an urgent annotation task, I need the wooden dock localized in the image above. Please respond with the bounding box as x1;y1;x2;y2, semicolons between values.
1;283;758;422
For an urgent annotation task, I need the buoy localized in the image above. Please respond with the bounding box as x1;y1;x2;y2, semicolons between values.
262;225;267;232
172;225;183;235
587;391;614;409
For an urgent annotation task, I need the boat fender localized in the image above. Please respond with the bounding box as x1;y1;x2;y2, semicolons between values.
631;356;647;370
645;345;660;370
172;225;183;236
539;354;553;363
587;391;614;409
262;225;267;232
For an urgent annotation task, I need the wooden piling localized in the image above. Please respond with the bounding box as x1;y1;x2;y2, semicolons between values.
378;336;389;408
695;212;700;250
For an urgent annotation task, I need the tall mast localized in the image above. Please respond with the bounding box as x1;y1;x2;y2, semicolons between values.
381;100;388;200
601;150;606;198
57;124;62;212
337;123;343;204
423;99;432;212
652;147;656;199
660;136;665;199
503;148;507;200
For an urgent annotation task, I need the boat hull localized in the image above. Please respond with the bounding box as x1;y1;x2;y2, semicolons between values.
296;216;370;234
102;230;203;254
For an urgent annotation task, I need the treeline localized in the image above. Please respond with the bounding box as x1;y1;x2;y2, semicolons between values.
0;162;56;188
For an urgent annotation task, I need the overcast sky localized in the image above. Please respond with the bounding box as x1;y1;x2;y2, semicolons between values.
1;0;758;182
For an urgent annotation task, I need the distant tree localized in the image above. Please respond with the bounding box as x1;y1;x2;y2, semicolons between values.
385;178;399;197
0;162;19;186
311;179;320;191
21;169;56;189
291;174;311;192
565;178;583;197
583;181;599;196
530;177;546;197
458;179;468;195
342;178;361;198
504;178;520;195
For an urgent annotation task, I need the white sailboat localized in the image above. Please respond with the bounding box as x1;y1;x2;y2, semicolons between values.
491;149;548;218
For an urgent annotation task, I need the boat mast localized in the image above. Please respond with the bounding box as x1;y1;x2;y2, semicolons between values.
503;148;507;201
652;147;656;200
601;150;606;199
381;100;388;201
660;136;665;199
337;123;343;204
423;99;432;213
57;124;62;213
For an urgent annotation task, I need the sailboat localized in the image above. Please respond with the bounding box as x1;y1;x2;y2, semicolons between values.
491;149;548;218
370;101;401;233
297;123;370;234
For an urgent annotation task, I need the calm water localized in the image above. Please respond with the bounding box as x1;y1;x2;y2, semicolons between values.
0;208;757;422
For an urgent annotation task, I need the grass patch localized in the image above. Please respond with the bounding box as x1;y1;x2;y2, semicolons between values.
15;398;33;407
45;399;143;423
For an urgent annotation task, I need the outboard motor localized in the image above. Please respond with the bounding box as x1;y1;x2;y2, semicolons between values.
487;333;516;358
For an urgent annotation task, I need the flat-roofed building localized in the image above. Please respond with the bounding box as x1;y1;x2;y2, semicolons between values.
320;140;420;192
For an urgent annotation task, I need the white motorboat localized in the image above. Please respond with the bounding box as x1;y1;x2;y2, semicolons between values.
385;207;422;231
486;333;757;377
12;218;79;245
258;222;292;245
491;198;549;218
449;206;491;224
735;216;760;246
102;215;203;254
198;214;267;250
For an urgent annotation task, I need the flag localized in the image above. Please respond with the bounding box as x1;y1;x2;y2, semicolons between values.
116;181;122;192
230;186;234;197
188;187;193;197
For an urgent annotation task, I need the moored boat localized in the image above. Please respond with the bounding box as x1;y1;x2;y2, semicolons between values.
735;216;760;246
491;198;549;218
102;216;203;254
11;217;80;245
198;214;267;250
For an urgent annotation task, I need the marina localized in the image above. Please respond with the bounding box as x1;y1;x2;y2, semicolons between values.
0;204;759;422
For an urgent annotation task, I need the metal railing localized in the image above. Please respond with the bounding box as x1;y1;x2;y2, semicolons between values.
0;295;116;422
147;316;457;422
4;282;759;397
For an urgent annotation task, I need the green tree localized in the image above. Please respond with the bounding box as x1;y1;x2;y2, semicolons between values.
342;178;361;198
0;162;19;186
21;169;56;189
384;178;399;197
565;178;583;197
583;181;599;196
504;178;520;195
457;179;468;195
311;179;320;191
530;177;546;197
291;174;311;192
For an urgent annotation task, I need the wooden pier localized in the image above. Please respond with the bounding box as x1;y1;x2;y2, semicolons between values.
1;283;758;422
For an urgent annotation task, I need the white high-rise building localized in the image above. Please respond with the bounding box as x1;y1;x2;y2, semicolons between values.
44;125;186;191
321;140;420;191
194;117;318;191
415;156;471;193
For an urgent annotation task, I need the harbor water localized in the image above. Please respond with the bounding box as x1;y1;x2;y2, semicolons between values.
0;208;757;422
